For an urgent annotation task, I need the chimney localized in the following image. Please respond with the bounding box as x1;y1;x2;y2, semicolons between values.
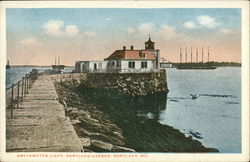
130;46;134;50
123;46;126;50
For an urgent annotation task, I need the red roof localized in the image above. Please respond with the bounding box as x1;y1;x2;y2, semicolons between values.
105;50;155;60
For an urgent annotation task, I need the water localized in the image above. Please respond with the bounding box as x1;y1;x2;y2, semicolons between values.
6;66;74;89
159;67;241;153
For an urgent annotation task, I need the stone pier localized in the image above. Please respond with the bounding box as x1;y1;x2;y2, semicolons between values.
6;75;82;152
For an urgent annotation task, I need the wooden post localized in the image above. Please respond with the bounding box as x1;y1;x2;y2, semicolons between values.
29;72;33;88
17;81;20;108
26;75;29;94
24;76;27;96
11;84;14;118
21;77;24;101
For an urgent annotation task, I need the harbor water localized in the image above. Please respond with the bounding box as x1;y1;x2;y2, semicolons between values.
6;66;241;153
160;67;241;153
6;66;74;89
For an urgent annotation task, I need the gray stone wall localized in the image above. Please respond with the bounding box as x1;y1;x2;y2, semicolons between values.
51;70;168;96
85;70;168;96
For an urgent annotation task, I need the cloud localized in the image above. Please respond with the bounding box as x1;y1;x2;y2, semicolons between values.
43;20;64;36
132;23;184;40
183;21;196;29
105;18;112;21
159;25;183;40
84;31;96;37
127;27;135;34
43;19;80;37
197;15;219;28
137;23;155;35
220;28;232;34
20;38;42;47
65;25;79;37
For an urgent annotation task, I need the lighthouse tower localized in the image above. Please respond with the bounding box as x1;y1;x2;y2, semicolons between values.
144;35;160;69
145;35;155;50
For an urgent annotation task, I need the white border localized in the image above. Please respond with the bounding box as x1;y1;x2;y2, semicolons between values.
0;1;249;162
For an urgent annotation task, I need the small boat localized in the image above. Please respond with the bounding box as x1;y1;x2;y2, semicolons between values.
6;60;10;69
190;94;200;99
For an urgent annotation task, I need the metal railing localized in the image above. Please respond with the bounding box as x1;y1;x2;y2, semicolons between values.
6;69;39;118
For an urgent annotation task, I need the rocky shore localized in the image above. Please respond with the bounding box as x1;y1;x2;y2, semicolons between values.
54;79;218;152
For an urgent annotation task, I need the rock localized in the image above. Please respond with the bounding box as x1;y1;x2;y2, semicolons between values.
79;127;103;137
67;109;79;119
80;137;91;147
90;140;113;152
113;131;125;140
71;119;81;125
112;145;135;152
126;77;131;81
61;100;67;107
78;127;92;136
123;88;128;92
77;110;91;118
67;107;78;112
79;116;100;126
206;148;219;152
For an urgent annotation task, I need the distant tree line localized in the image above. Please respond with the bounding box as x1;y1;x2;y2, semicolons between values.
173;62;241;67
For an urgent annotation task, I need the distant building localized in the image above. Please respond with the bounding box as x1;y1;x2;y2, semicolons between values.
75;61;107;73
160;62;174;68
75;37;160;73
160;58;174;68
104;37;160;73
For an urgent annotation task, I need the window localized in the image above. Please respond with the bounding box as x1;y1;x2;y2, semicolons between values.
128;61;135;68
116;61;120;68
140;53;146;58
94;63;97;70
141;61;147;68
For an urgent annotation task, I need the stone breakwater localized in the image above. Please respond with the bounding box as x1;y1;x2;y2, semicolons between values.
84;70;168;96
53;71;218;152
55;82;136;152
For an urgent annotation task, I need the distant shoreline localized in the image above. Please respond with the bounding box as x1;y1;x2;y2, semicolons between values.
8;62;241;68
8;65;75;68
172;62;241;67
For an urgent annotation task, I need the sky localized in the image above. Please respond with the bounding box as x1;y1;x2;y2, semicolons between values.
6;8;241;66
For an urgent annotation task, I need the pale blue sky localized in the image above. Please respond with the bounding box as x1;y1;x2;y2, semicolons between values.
6;8;241;65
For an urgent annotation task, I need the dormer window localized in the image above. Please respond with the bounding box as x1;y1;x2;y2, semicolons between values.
140;53;147;58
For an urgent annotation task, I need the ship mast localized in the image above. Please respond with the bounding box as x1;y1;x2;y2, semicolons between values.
185;47;187;63
196;47;198;62
191;46;193;63
202;46;204;63
180;47;182;63
208;46;210;62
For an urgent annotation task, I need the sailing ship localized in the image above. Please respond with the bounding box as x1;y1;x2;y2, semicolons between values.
6;60;10;69
176;46;217;70
51;56;65;73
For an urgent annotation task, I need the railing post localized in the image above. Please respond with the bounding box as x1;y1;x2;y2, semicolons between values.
27;77;29;94
17;81;20;108
26;74;29;94
10;84;14;118
29;72;32;88
21;77;24;101
24;76;26;96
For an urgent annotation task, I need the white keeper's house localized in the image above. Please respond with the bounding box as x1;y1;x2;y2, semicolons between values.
75;37;160;73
